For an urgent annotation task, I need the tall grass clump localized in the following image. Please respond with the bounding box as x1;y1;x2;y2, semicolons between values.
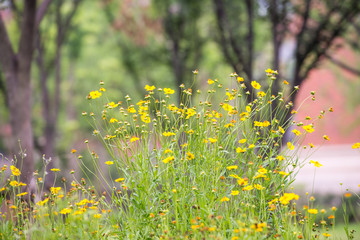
2;69;354;239
81;69;333;239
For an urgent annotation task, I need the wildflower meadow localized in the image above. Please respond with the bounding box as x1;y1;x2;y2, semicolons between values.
0;69;359;239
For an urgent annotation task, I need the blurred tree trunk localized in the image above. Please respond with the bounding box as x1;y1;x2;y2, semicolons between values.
35;0;82;189
213;0;255;100
0;1;37;188
0;0;51;189
162;1;204;103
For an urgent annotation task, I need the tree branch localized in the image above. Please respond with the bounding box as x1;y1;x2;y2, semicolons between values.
36;0;52;26
0;70;8;107
0;15;16;71
325;53;360;76
18;0;37;74
301;3;359;79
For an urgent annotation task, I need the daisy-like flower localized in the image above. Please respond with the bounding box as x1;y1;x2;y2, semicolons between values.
303;124;314;133
220;196;230;202
163;132;176;137
251;81;261;89
186;152;195;160
352;142;360;149
89;90;102;99
164;88;175;95
227;165;238;170
292;129;301;136
163;156;175;164
308;209;318;214
60;208;72;215
287;142;295;150
231;190;240;196
130;136;140;143
144;85;156;91
310;160;322;167
208;138;217;143
10;166;21;176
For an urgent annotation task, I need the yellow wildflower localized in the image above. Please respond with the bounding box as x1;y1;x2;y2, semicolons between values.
308;209;318;214
222;103;234;112
208;79;214;84
243;185;254;191
303;124;314;133
186;108;196;119
89;90;102;99
109;118;118;123
130;136;140;143
16;192;27;197
10;181;19;187
76;199;90;206
251;81;261;89
292;129;301;136
127;107;136;113
237;178;248;186
227;165;238;170
164;88;175;95
310;160;322;168
37;198;49;206
141;115;151;123
145;85;156;91
10;166;21;176
220;196;230;202
231;190;240;196
254;184;264;190
208;138;217;143
352;142;360;149
226;92;234;100
164;149;173;154
50;187;61;195
163;132;176;137
108;101;119;108
278;171;289;176
279;193;299;205
236;147;246;153
186;152;195;160
105;161;114;165
163;156;175;164
257;91;266;97
323;135;330;141
265;68;275;74
60;208;72;215
287;142;295;150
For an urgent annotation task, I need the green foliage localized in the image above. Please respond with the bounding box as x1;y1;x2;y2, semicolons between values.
0;69;358;239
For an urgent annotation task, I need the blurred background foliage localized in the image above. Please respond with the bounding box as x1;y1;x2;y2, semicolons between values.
0;0;360;185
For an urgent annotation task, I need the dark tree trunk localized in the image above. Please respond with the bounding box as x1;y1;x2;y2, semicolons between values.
0;1;37;188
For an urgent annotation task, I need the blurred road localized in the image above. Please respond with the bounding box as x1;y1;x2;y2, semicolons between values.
293;144;360;195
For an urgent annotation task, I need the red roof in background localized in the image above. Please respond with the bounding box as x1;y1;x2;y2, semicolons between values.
295;46;360;145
